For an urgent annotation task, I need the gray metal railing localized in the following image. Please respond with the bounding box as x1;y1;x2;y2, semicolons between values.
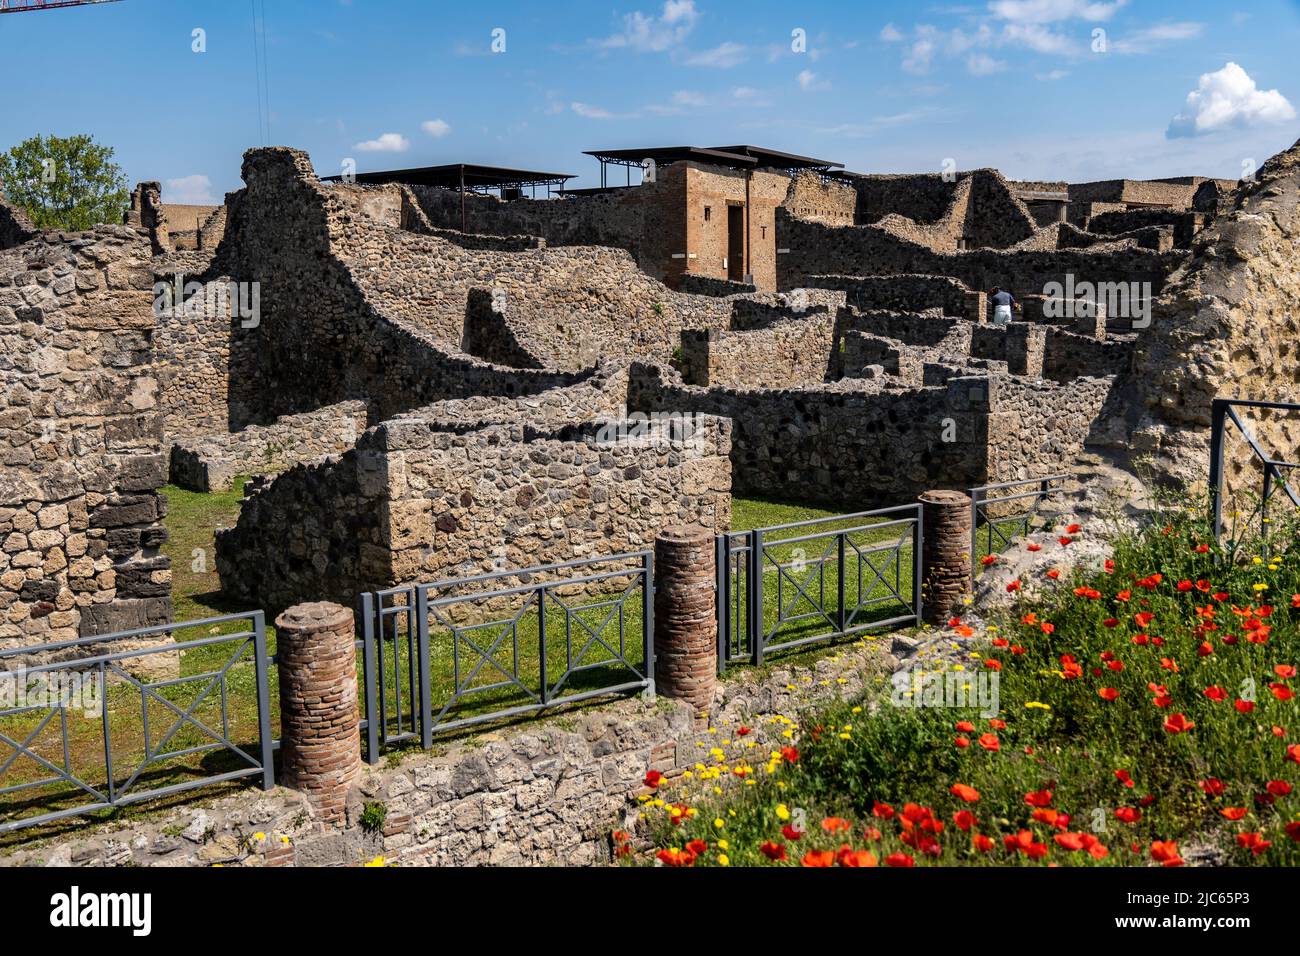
969;475;1068;572
1209;398;1300;545
717;504;923;670
359;552;654;761
0;611;273;835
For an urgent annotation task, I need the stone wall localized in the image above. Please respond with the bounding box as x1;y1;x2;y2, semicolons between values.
0;193;38;250
169;400;368;493
0;225;170;653
776;208;1178;298
216;373;733;615
1087;208;1205;248
678;309;836;388
0;637;888;868
1130;138;1300;491
806;273;985;323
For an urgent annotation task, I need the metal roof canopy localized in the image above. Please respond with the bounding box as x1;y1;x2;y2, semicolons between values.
321;162;575;192
584;145;842;189
584;145;842;171
0;0;122;12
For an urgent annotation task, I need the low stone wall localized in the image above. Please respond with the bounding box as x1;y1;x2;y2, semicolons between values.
0;194;38;250
806;273;985;323
216;382;733;614
679;310;836;388
0;631;890;868
169;401;369;492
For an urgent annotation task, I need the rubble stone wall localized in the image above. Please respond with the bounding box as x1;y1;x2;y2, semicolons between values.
0;225;171;654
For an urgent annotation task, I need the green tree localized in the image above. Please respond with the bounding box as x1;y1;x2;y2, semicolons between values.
0;134;128;231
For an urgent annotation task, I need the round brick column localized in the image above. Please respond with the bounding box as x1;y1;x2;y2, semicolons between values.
275;601;361;825
919;490;973;625
653;525;717;721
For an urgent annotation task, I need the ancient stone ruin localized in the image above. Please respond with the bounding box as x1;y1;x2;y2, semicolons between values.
3;136;1298;640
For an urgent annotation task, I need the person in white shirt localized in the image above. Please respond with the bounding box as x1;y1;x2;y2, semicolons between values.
990;287;1015;326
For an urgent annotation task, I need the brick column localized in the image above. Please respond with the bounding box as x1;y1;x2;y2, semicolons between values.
653;525;717;722
919;490;973;625
275;601;361;825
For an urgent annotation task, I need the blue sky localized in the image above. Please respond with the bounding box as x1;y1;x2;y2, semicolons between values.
3;0;1299;202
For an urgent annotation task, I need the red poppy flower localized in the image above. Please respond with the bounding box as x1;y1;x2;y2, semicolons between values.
972;834;994;852
1107;660;1125;671
1197;642;1215;658
955;720;976;733
872;802;895;819
1150;841;1183;866
1103;617;1120;628
978;733;1000;752
981;554;997;566
821;816;851;833
954;736;970;749
950;783;981;803
1054;832;1088;851
643;770;664;788
1276;665;1297;680
1266;780;1292;796
1219;807;1248;821
1234;699;1256;714
837;848;877;867
1236;832;1271;856
736;726;751;736
685;839;709;857
1200;778;1225;796
1027;543;1042;552
781;824;804;841
1115;807;1141;823
657;848;695;867
1024;789;1054;807
1135;612;1156;629
1067;523;1082;534
1270;683;1296;701
1204;686;1228;702
885;852;914;868
1057;536;1074;547
1286;822;1300;842
1046;569;1061;580
984;658;1002;671
1115;769;1135;788
1288;744;1300;765
952;810;977;831
1163;713;1195;734
781;746;800;764
759;841;787;861
801;850;835;868
1006;580;1021;593
1099;687;1120;702
1195;543;1211;553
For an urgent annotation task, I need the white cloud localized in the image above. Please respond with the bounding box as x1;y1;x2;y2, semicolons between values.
1167;62;1295;139
1111;22;1203;55
684;41;748;68
597;0;698;52
164;174;215;204
1000;22;1077;55
732;86;759;99
902;29;938;74
571;102;619;119
353;133;410;153
987;0;1127;24
880;23;904;42
967;53;1007;75
421;119;451;138
1036;69;1070;80
797;69;829;92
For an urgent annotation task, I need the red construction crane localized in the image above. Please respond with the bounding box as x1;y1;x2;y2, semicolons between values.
0;0;122;13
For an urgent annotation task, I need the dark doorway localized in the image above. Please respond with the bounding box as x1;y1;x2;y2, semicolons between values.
727;205;745;281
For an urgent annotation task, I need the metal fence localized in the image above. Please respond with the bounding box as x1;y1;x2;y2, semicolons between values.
0;612;273;835
716;505;923;670
358;552;654;760
1209;398;1300;544
969;475;1068;572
